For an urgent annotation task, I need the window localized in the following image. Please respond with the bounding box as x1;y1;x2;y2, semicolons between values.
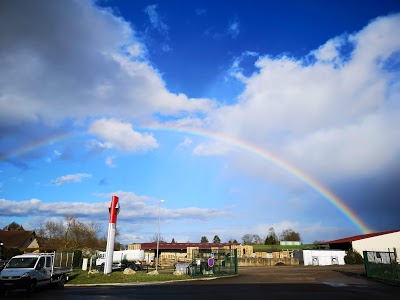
37;257;45;269
46;256;52;268
6;257;37;268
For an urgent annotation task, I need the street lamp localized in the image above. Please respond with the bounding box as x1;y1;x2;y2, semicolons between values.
155;199;165;272
0;241;3;260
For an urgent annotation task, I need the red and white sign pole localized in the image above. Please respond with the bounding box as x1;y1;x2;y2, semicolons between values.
104;195;119;275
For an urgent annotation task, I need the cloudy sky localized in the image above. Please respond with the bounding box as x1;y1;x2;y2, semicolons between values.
1;0;399;245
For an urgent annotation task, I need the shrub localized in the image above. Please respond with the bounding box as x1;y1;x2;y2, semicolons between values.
344;249;364;264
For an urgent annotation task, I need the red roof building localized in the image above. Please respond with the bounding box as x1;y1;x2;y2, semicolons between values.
320;229;400;260
0;230;39;249
139;242;238;250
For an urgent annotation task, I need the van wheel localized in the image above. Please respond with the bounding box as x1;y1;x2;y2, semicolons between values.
26;280;37;294
58;275;66;288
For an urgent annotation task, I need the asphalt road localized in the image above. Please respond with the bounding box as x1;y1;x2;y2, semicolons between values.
2;265;399;299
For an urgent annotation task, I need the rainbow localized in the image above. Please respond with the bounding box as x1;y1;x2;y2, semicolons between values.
0;132;74;162
1;125;372;234
145;124;372;234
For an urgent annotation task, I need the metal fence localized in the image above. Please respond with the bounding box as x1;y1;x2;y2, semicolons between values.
190;249;238;277
363;250;399;283
54;251;81;269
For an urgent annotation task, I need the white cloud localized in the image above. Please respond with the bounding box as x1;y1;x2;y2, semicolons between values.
0;193;235;243
52;173;92;186
0;192;232;222
89;118;159;152
228;19;240;39
0;0;215;142
201;220;353;244
105;156;116;168
228;51;259;82
86;140;113;153
177;137;193;150
126;44;143;57
195;8;206;16
144;4;168;34
197;13;400;183
193;141;231;156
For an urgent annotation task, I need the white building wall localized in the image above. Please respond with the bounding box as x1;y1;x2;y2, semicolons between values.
352;231;400;263
298;250;346;266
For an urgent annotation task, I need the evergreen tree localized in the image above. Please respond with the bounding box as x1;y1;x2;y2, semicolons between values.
3;222;24;231
200;236;209;243
213;235;221;243
265;227;279;245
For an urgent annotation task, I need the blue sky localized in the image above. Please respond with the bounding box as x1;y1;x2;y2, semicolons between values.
1;0;400;245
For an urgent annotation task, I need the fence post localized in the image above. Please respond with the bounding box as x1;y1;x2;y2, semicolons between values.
234;249;238;275
394;248;400;280
363;251;369;278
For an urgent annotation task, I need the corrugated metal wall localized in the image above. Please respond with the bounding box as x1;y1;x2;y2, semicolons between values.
353;232;400;263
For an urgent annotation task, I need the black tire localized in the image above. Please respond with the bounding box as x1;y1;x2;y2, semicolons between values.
133;264;139;271
58;275;66;288
26;280;37;294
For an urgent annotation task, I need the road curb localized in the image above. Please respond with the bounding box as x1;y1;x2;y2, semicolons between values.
66;274;238;287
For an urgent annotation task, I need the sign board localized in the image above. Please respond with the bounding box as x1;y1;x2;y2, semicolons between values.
207;257;214;267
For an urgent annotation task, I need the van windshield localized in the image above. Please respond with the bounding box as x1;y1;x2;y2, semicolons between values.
6;257;37;268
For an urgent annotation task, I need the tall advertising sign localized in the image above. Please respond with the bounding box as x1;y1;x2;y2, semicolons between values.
104;195;119;275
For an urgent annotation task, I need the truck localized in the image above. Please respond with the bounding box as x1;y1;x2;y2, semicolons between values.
96;250;146;271
0;252;71;294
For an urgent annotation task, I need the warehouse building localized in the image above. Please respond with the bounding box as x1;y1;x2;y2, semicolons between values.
293;249;346;266
322;229;400;263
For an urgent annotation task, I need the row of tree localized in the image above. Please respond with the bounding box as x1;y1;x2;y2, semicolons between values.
3;221;300;249
198;235;239;243
242;227;301;245
2;217;117;251
36;216;118;250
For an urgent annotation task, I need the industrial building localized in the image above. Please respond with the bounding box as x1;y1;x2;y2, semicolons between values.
293;249;346;266
322;229;400;262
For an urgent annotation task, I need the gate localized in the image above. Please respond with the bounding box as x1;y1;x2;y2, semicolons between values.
190;248;238;277
363;250;399;283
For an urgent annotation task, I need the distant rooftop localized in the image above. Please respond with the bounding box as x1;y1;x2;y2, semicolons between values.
321;229;400;245
140;242;239;250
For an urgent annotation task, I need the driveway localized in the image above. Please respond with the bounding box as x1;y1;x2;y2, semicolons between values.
2;265;398;299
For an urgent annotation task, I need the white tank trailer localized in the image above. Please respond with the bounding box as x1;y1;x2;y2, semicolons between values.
96;250;145;271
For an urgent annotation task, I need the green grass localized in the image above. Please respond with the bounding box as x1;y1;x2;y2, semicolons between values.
67;270;192;285
252;244;320;252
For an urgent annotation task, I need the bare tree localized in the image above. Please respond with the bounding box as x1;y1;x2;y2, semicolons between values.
242;234;253;245
252;234;263;244
37;215;102;250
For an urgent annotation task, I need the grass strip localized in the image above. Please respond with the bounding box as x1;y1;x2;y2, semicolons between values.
67;270;191;284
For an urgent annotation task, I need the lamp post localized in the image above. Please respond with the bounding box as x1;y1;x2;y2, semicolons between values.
155;199;165;272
